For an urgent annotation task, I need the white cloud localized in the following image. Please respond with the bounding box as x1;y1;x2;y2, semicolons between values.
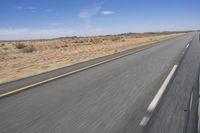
0;29;69;40
79;3;103;28
100;11;115;15
79;4;102;19
49;23;63;26
26;7;36;13
45;9;54;13
26;7;36;10
16;6;23;10
16;6;37;13
0;28;105;40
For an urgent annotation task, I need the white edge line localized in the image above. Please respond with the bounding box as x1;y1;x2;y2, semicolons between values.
139;116;150;127
139;65;178;127
186;43;190;48
147;65;178;112
198;73;200;132
198;97;200;132
190;92;193;111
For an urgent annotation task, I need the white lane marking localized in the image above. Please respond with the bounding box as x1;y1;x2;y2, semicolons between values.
186;43;190;48
198;73;200;132
147;65;178;112
198;98;200;133
190;92;193;111
139;116;150;127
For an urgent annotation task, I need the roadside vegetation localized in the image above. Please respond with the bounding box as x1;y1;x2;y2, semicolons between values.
0;32;186;83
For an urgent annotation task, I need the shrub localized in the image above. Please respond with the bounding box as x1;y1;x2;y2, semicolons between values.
73;39;85;43
0;43;5;47
22;45;36;53
0;51;8;60
121;39;126;42
3;47;8;51
89;38;102;44
61;44;68;48
15;43;26;49
111;37;121;42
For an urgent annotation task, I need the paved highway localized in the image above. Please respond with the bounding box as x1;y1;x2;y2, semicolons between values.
147;32;200;133
0;32;198;133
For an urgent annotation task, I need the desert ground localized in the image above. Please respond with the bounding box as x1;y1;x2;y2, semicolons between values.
0;32;185;84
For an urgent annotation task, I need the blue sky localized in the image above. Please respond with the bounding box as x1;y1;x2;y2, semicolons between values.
0;0;199;40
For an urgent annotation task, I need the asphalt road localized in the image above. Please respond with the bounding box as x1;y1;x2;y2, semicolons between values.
0;32;197;133
147;32;200;133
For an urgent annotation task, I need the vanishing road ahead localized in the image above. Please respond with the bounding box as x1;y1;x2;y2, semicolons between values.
0;32;200;133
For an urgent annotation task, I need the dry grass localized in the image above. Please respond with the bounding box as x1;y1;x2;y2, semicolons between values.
0;33;185;84
15;43;26;49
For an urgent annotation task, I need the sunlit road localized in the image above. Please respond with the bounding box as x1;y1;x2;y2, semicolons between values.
0;32;199;133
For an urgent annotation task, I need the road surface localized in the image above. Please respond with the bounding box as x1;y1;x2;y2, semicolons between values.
147;32;200;133
0;32;199;133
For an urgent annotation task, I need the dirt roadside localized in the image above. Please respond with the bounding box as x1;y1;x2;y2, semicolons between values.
0;33;185;84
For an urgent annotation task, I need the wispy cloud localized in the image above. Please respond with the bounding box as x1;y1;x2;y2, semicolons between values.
79;4;102;19
26;7;37;13
26;7;36;10
45;9;54;13
16;6;23;10
16;6;37;13
0;28;70;40
49;23;63;26
0;28;105;40
79;3;103;28
100;11;115;15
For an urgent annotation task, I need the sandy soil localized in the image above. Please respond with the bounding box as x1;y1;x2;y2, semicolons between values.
0;33;185;84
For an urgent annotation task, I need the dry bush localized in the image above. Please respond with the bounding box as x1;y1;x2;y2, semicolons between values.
134;35;143;38
88;38;94;43
72;39;85;43
3;47;8;51
61;44;68;48
0;43;5;47
53;46;60;49
0;51;8;60
110;37;121;42
121;39;126;42
15;43;26;49
22;45;36;53
95;38;103;44
88;38;103;44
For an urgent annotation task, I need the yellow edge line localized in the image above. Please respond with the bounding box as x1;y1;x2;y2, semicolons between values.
0;46;151;98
